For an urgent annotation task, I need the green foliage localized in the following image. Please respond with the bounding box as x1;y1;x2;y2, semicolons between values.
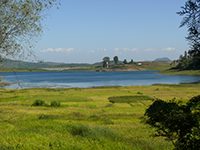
143;95;200;149
0;143;14;150
1;85;199;149
32;99;46;106
176;51;196;70
113;56;119;65
158;69;200;75
177;58;193;70
102;56;110;62
102;56;110;67
50;101;61;107
137;92;143;94
0;0;60;60
33;100;61;107
65;123;119;141
122;59;135;64
123;59;128;64
177;1;200;70
65;123;92;137
128;59;135;64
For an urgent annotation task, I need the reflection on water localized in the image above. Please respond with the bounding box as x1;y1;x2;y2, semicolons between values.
0;71;200;89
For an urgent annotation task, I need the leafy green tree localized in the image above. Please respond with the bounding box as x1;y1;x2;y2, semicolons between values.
143;95;200;149
177;57;193;70
129;59;134;64
103;56;110;67
177;0;200;44
0;0;60;61
103;56;110;63
123;59;127;64
177;0;200;69
113;56;118;65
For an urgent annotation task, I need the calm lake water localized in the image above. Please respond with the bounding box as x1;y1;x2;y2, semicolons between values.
1;71;200;89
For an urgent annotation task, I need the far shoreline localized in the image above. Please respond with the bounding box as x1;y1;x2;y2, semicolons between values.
0;62;199;76
158;69;200;76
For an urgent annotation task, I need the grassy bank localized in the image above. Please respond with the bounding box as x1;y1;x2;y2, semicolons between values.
159;69;200;76
0;67;47;72
0;84;199;149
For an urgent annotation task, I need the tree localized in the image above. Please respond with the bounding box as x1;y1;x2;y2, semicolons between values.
177;52;193;70
177;1;200;44
113;56;118;65
143;95;200;149
0;0;60;61
177;0;200;69
123;59;127;64
129;59;134;64
103;56;110;68
103;56;110;62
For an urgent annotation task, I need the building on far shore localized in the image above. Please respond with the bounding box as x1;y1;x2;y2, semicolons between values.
103;61;109;68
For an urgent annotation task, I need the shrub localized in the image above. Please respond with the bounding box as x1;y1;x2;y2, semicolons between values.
66;123;92;137
137;92;143;94
109;100;116;104
32;100;46;106
65;123;119;141
50;101;61;107
143;95;200;150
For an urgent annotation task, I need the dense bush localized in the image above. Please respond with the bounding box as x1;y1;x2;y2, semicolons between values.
143;95;200;150
65;123;119;141
177;57;193;70
176;51;200;70
50;101;61;107
66;123;92;137
32;100;46;106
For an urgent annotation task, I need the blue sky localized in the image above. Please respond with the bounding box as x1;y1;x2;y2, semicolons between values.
34;0;188;63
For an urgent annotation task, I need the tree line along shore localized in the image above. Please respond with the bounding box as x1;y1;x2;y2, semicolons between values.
0;61;199;76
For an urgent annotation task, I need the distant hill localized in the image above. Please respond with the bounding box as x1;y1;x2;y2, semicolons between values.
0;58;170;68
153;57;171;62
0;59;125;68
0;59;93;68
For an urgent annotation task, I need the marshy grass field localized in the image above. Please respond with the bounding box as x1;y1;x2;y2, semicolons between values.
0;84;199;150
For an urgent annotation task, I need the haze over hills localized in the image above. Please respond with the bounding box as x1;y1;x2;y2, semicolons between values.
0;59;92;68
0;59;115;68
0;57;171;68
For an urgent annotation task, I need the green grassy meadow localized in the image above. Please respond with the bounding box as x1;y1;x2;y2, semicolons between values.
0;84;199;149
